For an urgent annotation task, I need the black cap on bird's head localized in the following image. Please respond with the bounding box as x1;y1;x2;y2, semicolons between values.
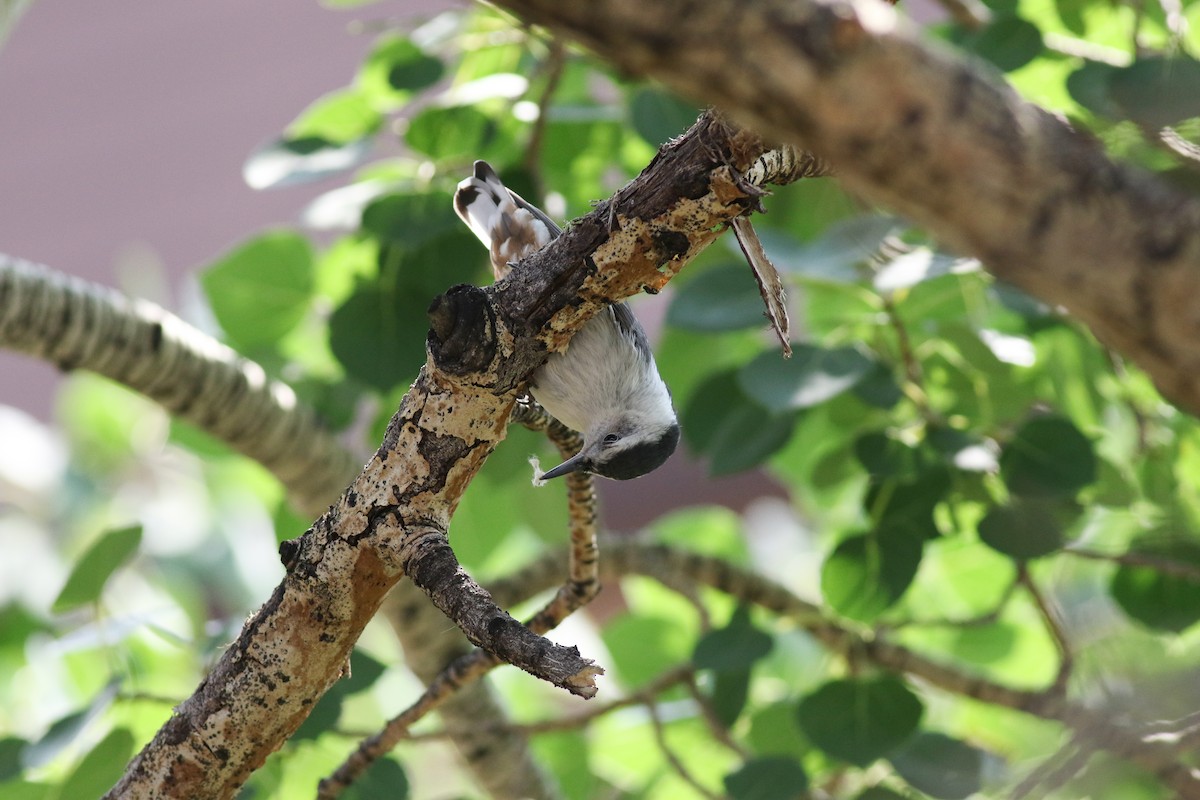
540;421;680;481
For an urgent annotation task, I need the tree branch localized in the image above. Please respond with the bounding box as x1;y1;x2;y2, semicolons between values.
97;112;808;797
486;0;1200;415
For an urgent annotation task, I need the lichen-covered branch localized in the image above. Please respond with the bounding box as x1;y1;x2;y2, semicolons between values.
320;403;601;797
487;0;1200;415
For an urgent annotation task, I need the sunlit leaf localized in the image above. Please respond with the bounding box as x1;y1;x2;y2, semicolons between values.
358;35;444;109
58;729;134;800
739;345;875;413
53;526;143;612
201;231;315;348
821;530;924;621
287;87;382;144
795;677;924;766
405;105;497;161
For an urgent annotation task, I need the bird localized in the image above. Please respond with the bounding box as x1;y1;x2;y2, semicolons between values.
453;160;679;481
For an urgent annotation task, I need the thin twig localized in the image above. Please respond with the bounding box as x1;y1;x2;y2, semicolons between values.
1064;546;1200;583
1018;564;1073;693
647;701;722;800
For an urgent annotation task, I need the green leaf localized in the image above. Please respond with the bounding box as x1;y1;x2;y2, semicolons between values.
683;369;796;475
694;607;774;671
711;668;753;728
795;677;924;766
58;729;135;800
53;526;142;613
888;732;984;800
360;192;463;248
723;756;809;800
243;137;369;190
0;737;25;781
739;345;875;413
667;265;770;332
746;703;809;757
765;215;900;283
873;249;979;293
977;498;1069;560
965;16;1043;72
864;466;950;541
707;406;796;476
23;680;120;769
1000;415;1096;498
852;788;909;800
602;616;692;685
1111;539;1200;633
821;531;923;622
357;36;443;110
1109;57;1200;130
1067;61;1121;119
329;234;480;392
287;87;382;144
405;105;497;162
201;231;315;348
629;86;700;146
343;756;409;800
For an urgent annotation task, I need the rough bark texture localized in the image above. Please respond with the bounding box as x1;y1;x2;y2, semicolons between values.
102;112;774;798
488;0;1200;414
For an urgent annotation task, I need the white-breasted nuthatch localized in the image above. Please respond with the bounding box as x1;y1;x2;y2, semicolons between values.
453;160;679;481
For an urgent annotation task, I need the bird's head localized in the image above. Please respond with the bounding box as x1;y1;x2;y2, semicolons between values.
540;413;680;481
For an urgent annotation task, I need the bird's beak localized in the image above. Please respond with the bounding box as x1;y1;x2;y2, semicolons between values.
539;449;593;480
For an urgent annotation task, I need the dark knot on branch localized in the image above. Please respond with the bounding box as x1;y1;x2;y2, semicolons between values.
426;284;497;376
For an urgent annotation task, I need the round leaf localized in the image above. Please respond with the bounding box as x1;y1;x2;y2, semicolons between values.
977;498;1067;560
201;231;315;348
1111;540;1200;633
629;86;700;146
795;677;924;766
343;756;409;800
405;105;497;161
966;16;1043;72
888;732;984;800
1109;57;1200;130
58;729;135;800
287;87;382;144
53;525;143;613
739;345;875;413
667;265;770;332
694;607;774;671
357;36;443;109
1000;415;1096;498
821;531;923;622
724;756;809;800
328;281;427;393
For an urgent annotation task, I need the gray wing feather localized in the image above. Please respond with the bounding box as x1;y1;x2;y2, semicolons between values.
508;189;562;238
609;302;653;362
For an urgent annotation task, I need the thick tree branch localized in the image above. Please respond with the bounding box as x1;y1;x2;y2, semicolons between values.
487;0;1200;414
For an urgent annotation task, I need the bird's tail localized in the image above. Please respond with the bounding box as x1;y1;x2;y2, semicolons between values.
453;160;561;280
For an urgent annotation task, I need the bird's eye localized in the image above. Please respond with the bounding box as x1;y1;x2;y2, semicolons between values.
603;433;621;445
